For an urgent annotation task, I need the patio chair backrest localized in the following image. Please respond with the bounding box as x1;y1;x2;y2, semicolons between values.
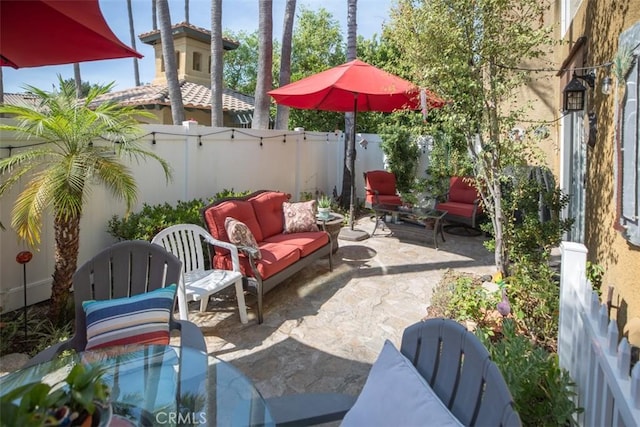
400;318;521;426
151;224;210;276
71;240;183;350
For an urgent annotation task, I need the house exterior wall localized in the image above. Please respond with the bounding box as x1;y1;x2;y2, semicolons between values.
151;35;212;87
561;0;640;341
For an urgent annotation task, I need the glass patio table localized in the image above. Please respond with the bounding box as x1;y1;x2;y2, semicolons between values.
0;344;274;427
371;204;448;249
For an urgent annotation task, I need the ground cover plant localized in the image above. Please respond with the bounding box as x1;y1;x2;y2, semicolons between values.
429;266;581;426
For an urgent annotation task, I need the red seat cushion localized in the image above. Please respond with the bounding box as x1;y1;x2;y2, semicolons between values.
249;191;289;239
264;231;329;257
436;201;478;218
368;194;402;206
448;177;479;204
203;199;263;244
365;171;402;207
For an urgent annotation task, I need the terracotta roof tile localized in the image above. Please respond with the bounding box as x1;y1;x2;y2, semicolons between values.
92;81;254;112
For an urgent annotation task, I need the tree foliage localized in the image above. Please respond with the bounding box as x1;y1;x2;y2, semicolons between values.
0;78;171;322
385;0;555;275
287;6;345;131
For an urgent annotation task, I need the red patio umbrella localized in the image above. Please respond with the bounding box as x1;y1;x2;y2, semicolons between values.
0;0;142;68
269;59;445;232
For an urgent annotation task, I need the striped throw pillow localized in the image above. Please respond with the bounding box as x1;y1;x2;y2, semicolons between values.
82;284;177;350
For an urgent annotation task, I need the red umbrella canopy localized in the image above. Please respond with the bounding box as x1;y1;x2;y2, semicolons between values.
268;59;445;113
0;0;142;68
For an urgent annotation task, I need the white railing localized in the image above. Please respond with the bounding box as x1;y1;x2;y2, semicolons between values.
559;242;640;426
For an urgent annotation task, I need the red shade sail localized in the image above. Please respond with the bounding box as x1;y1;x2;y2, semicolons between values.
0;0;142;68
268;59;445;112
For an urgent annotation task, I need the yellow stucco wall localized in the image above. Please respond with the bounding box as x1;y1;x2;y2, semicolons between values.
151;35;212;87
570;0;640;340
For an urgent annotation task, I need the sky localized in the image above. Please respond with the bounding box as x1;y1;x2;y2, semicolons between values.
3;0;393;94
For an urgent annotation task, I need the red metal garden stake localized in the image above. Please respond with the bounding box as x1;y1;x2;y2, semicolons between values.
16;251;33;339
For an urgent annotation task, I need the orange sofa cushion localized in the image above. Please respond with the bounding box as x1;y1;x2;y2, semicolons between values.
249;191;289;239
264;231;329;257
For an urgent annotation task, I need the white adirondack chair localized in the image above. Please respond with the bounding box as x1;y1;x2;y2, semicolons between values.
152;224;247;323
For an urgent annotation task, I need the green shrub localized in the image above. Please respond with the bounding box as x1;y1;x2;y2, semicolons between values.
379;125;420;194
480;320;581;426
508;259;560;352
107;189;251;241
107;199;207;241
586;261;605;296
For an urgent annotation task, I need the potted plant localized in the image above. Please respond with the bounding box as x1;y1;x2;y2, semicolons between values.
0;363;110;426
317;195;332;220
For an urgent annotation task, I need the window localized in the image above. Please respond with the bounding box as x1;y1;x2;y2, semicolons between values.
162;51;181;72
618;24;640;246
208;56;211;74
193;52;201;71
561;0;583;36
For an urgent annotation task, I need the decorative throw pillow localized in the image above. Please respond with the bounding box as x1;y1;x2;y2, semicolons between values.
82;284;177;351
225;217;262;259
341;340;463;427
282;201;319;233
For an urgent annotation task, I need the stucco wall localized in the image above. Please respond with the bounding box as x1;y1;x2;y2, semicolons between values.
573;1;640;340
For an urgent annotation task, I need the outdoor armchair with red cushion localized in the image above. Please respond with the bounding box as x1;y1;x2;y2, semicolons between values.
364;170;403;208
436;177;483;229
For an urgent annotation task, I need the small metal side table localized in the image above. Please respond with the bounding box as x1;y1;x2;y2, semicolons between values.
317;213;344;253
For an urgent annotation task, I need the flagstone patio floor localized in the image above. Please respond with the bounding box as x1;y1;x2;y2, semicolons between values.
189;216;496;402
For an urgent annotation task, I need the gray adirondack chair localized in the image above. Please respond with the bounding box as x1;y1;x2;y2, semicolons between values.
25;240;206;368
400;318;521;426
269;318;521;426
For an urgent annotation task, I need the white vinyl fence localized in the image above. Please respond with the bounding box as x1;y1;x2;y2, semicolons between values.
0;120;433;312
559;242;640;426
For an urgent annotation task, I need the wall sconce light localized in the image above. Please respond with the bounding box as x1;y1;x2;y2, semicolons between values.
358;137;368;149
563;70;595;112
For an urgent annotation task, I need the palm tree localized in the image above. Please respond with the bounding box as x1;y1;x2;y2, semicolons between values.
157;0;185;124
0;78;171;322
127;0;141;86
210;0;223;127
274;0;296;130
73;63;82;98
252;0;273;129
340;0;358;210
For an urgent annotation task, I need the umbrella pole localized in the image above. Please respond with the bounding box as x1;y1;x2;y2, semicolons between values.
349;95;358;230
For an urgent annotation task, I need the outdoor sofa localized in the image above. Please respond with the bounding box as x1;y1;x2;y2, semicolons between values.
202;190;332;323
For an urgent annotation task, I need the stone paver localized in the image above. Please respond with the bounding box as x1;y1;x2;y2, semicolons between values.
0;218;495;408
189;217;495;400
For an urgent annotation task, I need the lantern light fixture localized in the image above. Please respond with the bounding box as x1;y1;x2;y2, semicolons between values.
563;70;596;112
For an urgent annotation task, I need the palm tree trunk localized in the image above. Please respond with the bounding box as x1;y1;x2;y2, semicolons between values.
341;0;358;213
73;63;82;98
127;0;141;86
252;0;273;129
275;0;296;130
152;0;157;30
157;0;185;124
210;0;223;127
49;214;81;323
